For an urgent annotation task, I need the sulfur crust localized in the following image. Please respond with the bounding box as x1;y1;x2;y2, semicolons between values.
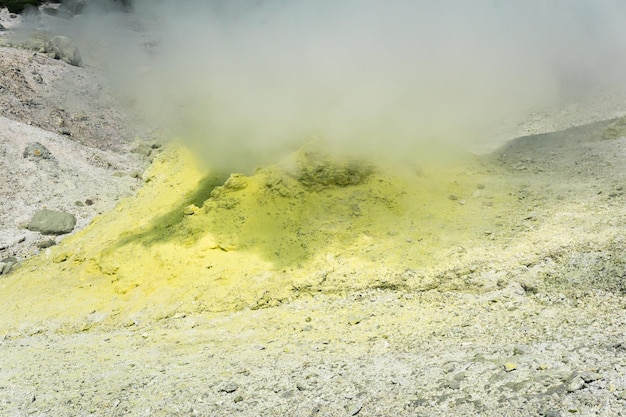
0;141;528;333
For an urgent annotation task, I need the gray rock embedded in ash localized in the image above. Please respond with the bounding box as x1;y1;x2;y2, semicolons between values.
0;256;17;275
219;382;239;393
45;36;82;67
27;209;76;235
36;239;56;249
23;142;54;161
578;371;601;383
567;376;585;392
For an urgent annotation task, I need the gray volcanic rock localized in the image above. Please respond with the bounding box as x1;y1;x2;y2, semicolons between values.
27;209;76;235
46;35;82;67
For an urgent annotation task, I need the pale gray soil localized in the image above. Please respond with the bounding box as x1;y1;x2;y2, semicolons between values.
2;6;626;417
0;12;151;260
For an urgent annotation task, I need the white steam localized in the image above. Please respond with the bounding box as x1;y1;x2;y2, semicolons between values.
39;0;626;170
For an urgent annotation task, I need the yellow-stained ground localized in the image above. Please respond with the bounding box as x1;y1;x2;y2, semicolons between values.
2;122;626;416
0;140;589;333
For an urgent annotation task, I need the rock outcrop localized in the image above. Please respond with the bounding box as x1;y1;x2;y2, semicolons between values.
27;209;77;235
45;35;82;67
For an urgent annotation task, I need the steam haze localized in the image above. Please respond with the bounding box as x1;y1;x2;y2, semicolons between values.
45;0;626;171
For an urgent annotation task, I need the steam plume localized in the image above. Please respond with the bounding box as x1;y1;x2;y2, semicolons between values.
37;0;626;170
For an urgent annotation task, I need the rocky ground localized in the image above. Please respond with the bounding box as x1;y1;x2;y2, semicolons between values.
0;7;154;263
2;5;626;417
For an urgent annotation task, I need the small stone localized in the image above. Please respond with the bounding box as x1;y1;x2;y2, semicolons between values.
504;362;517;372
443;363;456;373
543;409;562;417
36;239;56;249
447;380;461;390
23;142;53;161
349;401;363;416
578;371;601;383
449;194;458;201
0;257;18;275
131;143;153;158
183;205;200;215
453;372;466;382
513;345;529;355
233;395;243;403
567;376;585;392
220;383;238;393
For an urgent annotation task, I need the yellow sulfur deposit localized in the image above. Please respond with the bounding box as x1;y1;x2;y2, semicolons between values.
0;141;527;333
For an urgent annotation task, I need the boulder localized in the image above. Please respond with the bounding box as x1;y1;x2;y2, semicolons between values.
27;209;76;235
45;35;82;67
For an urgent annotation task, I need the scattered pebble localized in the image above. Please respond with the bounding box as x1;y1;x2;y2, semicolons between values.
446;380;461;390
578;371;601;383
504;362;517;372
220;383;239;393
513;345;529;355
349;401;363;416
567;376;585;392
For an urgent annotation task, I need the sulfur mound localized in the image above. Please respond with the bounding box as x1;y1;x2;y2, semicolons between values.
0;141;525;332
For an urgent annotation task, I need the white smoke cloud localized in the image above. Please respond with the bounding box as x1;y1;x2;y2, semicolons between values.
34;0;626;170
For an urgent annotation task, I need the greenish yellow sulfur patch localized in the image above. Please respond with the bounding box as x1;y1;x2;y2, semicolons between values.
0;141;529;333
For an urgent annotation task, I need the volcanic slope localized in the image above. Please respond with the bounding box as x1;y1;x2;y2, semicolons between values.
2;117;625;334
